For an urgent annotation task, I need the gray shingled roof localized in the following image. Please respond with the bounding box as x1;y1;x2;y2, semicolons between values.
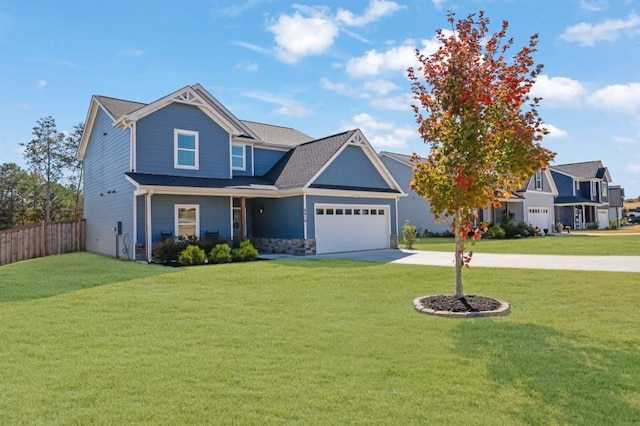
240;120;313;146
94;96;146;119
379;151;416;166
270;130;357;190
551;161;605;179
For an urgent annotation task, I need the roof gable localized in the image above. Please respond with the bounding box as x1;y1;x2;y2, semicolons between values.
551;160;612;182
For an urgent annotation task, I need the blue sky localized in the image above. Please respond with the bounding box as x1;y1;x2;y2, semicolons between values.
1;0;640;197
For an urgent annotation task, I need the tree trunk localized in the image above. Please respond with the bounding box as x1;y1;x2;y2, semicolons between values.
454;209;464;299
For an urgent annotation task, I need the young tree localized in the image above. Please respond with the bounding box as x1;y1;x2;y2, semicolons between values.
65;122;85;219
408;12;555;299
20;116;73;222
0;163;29;230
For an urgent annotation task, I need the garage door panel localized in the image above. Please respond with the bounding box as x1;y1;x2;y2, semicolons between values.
315;205;389;254
527;207;551;231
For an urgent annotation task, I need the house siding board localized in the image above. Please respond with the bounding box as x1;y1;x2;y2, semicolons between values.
83;107;135;258
151;195;232;241
306;195;397;238
250;196;304;239
315;145;390;189
381;157;449;234
551;171;574;196
254;148;287;176
136;103;230;178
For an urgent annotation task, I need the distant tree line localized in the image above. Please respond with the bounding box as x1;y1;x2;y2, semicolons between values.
0;117;83;231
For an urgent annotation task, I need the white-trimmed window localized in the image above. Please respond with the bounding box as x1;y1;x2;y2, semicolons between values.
175;204;199;238
574;180;580;192
232;144;245;170
592;181;597;200
534;171;542;190
174;129;199;169
601;181;608;197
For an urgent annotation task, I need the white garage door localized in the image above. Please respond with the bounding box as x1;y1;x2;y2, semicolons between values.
527;207;551;231
315;204;390;254
597;208;609;229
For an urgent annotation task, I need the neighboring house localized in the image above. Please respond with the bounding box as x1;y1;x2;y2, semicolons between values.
78;84;405;261
379;151;450;235
608;185;625;228
550;161;612;230
482;168;558;233
380;151;557;234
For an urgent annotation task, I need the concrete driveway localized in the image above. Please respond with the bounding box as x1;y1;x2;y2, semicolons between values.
262;249;640;273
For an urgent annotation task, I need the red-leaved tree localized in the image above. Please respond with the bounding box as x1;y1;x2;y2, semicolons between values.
408;11;556;298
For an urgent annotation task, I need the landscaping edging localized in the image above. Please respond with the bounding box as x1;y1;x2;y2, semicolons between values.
412;296;510;318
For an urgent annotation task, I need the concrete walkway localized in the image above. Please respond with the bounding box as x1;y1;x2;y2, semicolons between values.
262;249;640;273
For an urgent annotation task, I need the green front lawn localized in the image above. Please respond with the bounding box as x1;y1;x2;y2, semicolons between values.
1;253;639;424
407;234;640;255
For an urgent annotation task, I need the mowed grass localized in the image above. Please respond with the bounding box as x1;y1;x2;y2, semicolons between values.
409;233;640;256
1;253;639;424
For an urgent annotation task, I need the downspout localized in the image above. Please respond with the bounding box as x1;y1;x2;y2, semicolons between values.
303;194;308;239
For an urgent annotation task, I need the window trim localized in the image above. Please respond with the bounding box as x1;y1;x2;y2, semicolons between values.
231;144;246;171
592;181;597;200
534;171;542;190
601;181;608;197
174;129;199;170
175;204;200;238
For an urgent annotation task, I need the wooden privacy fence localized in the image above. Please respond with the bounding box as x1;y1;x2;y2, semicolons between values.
0;220;86;266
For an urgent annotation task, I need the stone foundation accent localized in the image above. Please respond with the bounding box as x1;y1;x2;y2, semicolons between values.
390;234;398;249
252;238;316;256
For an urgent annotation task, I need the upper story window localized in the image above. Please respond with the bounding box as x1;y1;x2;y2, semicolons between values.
574;180;580;193
174;129;199;169
175;204;199;238
601;182;608;197
232;144;245;170
592;181;597;200
534;171;542;190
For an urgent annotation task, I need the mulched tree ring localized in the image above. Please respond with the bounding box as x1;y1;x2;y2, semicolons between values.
413;295;510;318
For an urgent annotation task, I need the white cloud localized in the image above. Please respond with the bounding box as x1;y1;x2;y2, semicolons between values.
363;79;398;95
432;0;446;9
560;13;640;46
235;62;259;71
370;94;412;111
268;9;339;64
543;124;568;138
580;0;608;12
34;80;47;89
118;49;143;57
343;112;415;148
345;35;444;78
214;0;266;17
336;0;404;27
233;41;272;55
241;90;313;117
320;77;369;98
531;75;586;107
586;82;640;114
611;135;639;150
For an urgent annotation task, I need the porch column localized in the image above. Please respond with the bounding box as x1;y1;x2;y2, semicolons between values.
146;191;153;262
240;196;246;240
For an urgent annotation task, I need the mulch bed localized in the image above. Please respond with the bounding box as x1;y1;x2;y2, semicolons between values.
420;295;502;313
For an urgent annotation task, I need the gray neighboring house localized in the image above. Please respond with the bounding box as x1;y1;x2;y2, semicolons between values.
379;151;450;235
380;151;558;234
608;185;625;228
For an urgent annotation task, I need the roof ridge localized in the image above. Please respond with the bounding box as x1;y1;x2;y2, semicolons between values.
94;94;146;105
299;129;355;146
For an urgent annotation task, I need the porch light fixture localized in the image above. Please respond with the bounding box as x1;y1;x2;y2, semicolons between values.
259;207;264;214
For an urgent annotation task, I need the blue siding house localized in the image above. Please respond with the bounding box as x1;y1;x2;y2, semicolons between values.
78;84;404;260
550;161;612;229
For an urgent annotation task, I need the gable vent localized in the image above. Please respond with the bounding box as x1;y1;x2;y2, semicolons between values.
350;133;365;145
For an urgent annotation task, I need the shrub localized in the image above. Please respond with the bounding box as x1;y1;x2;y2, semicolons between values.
587;222;599;230
209;243;232;264
402;220;419;249
554;223;564;233
503;220;519;238
609;219;618;229
153;237;188;264
178;244;207;265
487;223;505;239
232;240;259;262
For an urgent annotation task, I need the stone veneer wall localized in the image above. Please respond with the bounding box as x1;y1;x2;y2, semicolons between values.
390;234;398;249
252;238;316;256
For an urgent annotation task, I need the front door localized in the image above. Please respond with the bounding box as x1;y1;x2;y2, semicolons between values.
233;208;242;242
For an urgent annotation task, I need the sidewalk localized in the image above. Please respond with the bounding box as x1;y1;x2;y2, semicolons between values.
262;249;640;273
